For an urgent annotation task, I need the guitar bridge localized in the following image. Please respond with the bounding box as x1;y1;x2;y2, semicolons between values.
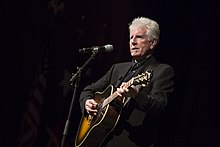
87;115;93;125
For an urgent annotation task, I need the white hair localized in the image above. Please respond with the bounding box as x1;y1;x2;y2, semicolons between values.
129;17;160;44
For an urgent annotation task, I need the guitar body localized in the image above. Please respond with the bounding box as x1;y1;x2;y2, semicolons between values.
75;85;125;147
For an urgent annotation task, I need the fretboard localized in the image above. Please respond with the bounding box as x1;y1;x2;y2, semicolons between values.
102;78;133;108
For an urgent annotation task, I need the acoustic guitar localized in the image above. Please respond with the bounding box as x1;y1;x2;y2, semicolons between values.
75;71;152;147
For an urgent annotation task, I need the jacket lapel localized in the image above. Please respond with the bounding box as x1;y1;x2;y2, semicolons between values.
115;62;132;88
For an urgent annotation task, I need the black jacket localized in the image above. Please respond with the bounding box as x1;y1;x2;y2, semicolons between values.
79;56;174;115
79;56;175;146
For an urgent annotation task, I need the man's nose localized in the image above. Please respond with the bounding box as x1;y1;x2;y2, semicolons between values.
131;40;137;45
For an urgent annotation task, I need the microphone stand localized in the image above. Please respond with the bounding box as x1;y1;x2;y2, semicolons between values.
60;51;98;147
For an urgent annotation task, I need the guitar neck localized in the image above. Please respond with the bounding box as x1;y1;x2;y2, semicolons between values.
102;79;133;108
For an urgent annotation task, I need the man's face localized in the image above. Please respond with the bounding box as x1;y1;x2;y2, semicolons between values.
129;26;154;60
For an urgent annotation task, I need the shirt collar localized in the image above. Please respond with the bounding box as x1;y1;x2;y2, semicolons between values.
132;54;152;68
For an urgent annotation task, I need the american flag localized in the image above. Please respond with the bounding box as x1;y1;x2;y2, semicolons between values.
17;51;48;147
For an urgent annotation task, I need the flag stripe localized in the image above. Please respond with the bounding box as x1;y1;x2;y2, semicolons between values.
18;114;38;147
27;100;40;125
18;52;48;147
46;126;60;147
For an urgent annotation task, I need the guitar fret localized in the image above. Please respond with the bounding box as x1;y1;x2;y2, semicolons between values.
102;92;117;108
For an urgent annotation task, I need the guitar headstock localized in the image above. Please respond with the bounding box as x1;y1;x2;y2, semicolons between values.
131;70;152;87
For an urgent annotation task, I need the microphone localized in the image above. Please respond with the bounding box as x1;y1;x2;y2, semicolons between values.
79;44;113;53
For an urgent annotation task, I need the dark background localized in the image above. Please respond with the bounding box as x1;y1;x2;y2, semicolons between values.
2;0;220;146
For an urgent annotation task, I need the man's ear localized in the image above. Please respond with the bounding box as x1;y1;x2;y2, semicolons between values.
150;40;157;49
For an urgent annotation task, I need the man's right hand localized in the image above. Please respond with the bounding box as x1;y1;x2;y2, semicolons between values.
85;99;98;115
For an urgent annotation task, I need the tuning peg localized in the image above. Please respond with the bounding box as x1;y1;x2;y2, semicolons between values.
142;84;146;87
